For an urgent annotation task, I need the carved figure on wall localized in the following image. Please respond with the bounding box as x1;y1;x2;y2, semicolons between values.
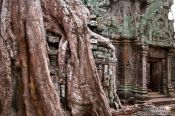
137;0;174;46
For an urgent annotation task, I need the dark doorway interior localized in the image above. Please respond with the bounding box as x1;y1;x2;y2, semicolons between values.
147;59;161;92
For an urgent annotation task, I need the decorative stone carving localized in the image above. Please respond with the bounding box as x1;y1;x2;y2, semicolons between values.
84;0;175;103
137;0;174;46
167;49;175;95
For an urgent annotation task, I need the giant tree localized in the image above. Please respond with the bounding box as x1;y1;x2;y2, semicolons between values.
0;0;120;116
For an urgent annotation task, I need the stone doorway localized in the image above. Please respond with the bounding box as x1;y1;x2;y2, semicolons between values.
147;59;162;93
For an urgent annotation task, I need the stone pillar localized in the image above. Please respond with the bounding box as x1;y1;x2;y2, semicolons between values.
123;39;130;85
162;59;168;95
96;63;103;82
167;51;174;95
116;38;134;100
139;45;148;99
109;60;117;104
113;37;138;102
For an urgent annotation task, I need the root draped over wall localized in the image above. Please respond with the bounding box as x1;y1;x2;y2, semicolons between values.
0;0;118;116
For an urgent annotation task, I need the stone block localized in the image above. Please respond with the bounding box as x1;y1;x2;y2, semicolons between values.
90;39;98;44
91;44;98;50
90;14;96;19
89;20;98;27
47;36;60;43
98;46;109;52
49;50;57;55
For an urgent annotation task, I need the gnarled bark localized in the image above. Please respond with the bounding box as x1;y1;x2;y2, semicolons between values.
0;0;120;116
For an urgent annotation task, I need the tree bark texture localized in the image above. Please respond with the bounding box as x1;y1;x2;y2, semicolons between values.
0;0;117;116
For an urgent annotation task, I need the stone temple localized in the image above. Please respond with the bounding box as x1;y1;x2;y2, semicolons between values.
84;0;175;104
46;0;175;108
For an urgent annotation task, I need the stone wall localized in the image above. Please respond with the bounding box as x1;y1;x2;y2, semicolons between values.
172;56;175;89
113;38;139;100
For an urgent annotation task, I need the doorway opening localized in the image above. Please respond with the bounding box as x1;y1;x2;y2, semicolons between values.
147;59;162;93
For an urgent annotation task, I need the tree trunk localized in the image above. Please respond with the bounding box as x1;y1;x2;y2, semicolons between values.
0;0;118;116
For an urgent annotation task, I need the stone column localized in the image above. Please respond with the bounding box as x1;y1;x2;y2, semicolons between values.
117;39;133;100
123;40;130;85
113;37;137;101
139;45;148;99
109;60;117;103
162;59;168;95
96;63;103;82
167;51;174;95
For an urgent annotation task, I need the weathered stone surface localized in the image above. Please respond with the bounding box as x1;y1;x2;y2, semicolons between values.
85;0;175;106
85;0;174;47
137;0;174;46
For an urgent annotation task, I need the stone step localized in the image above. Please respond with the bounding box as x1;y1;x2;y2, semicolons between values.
145;97;175;106
148;92;161;95
147;92;166;99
